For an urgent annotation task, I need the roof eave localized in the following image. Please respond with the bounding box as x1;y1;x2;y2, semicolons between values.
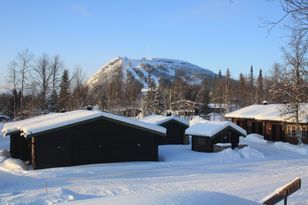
24;115;166;138
159;119;189;128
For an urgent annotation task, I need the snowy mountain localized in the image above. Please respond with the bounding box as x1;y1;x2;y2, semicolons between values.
86;57;216;89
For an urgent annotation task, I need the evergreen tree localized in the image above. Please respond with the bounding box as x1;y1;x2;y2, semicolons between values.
256;69;264;104
218;70;222;79
212;69;224;106
49;89;59;112
99;86;108;111
238;73;247;107
142;65;156;115
223;68;232;112
125;72;142;108
249;65;255;104
153;89;165;114
158;77;171;111
196;80;210;114
59;69;70;111
249;65;254;87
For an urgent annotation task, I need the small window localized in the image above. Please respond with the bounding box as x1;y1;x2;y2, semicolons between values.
287;126;292;137
291;126;296;137
302;127;307;138
221;133;230;142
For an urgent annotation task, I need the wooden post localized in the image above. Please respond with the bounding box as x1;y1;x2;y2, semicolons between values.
284;190;288;205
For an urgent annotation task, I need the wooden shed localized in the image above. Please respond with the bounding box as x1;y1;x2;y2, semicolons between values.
225;103;308;144
185;121;247;152
141;115;189;145
2;110;166;169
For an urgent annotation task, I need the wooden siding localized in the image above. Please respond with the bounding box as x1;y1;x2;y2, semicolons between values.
229;117;308;144
10;133;31;162
159;121;188;145
192;135;213;152
191;127;242;152
18;118;160;169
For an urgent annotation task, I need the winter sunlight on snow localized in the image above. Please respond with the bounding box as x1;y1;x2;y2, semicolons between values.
1;119;307;205
0;1;307;204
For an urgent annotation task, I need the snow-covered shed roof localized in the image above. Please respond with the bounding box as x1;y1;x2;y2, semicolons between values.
185;121;247;137
0;114;10;121
2;110;166;138
140;115;189;127
225;103;308;123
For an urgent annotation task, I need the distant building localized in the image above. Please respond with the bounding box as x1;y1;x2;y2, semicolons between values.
141;115;189;144
171;100;200;118
2;110;166;169
225;103;308;144
186;121;247;152
0;114;10;122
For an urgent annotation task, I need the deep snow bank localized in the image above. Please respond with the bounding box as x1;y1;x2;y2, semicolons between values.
272;141;308;155
159;144;265;164
245;134;267;144
69;190;261;205
0;158;27;173
245;134;308;156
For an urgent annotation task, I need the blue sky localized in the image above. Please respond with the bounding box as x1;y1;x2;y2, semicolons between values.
0;0;290;85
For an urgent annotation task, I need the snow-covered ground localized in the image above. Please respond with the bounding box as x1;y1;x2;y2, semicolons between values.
0;122;308;205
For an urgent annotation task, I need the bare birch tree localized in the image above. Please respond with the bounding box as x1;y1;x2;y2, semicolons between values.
270;29;307;144
49;55;64;111
70;65;88;109
34;54;52;111
17;49;33;114
264;0;308;32
7;60;19;118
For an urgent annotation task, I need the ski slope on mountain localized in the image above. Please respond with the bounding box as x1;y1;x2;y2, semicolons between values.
0;122;307;205
86;57;215;89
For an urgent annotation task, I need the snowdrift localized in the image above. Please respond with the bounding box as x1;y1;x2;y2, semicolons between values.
69;190;261;205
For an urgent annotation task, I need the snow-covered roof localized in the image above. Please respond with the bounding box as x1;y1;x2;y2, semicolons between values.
140;115;189;127
0;114;10;121
2;110;166;137
0;114;10;119
189;116;209;126
225;103;308;123
185;121;247;137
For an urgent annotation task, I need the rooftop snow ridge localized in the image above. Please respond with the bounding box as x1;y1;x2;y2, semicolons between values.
185;120;247;137
2;110;166;138
225;103;308;123
141;115;189;127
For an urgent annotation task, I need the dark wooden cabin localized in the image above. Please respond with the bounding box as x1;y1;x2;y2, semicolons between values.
2;110;166;169
186;121;247;152
225;104;308;144
141;115;189;145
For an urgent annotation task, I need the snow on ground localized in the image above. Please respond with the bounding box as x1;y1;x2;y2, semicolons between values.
0;123;308;205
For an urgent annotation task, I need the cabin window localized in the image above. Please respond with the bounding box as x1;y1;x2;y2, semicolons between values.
198;138;206;145
286;126;292;137
302;127;307;138
291;126;296;137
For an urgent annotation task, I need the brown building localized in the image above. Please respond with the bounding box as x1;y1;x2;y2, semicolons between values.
2;110;166;169
225;103;308;144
